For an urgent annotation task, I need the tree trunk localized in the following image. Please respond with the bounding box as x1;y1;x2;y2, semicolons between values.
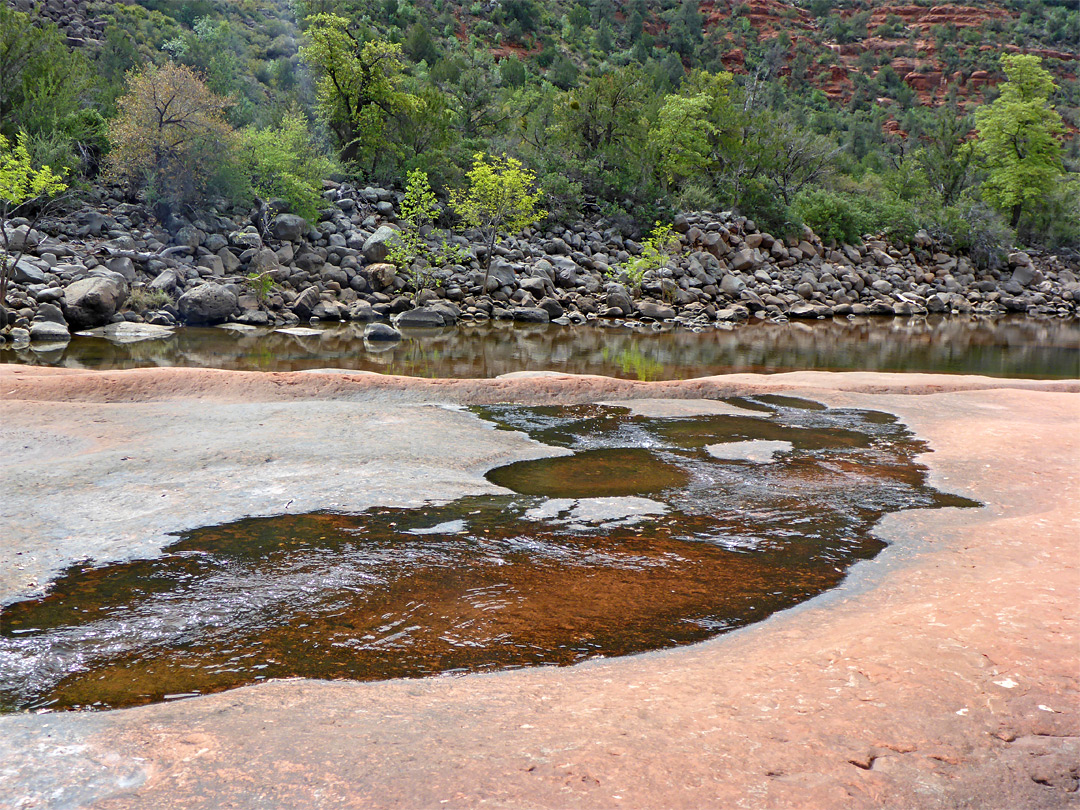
1010;202;1022;229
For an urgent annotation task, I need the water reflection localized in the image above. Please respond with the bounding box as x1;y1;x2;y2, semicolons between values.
2;316;1076;379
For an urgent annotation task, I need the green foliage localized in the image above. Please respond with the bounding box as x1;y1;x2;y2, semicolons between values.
974;54;1065;226
0;131;68;306
300;13;418;170
244;271;278;303
107;62;235;207
612;221;678;296
450;153;546;273
792;188;864;245
651;93;716;186
927;197;1015;269
0;133;68;216
240;112;337;222
738;178;802;238
0;7;100;173
1017;174;1080;249
387;170;469;300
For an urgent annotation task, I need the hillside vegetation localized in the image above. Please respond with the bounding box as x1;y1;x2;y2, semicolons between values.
2;0;1077;254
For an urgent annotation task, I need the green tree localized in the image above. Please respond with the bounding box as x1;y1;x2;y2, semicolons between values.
651;93;716;188
0;7;100;172
299;13;417;170
240;111;338;222
450;153;546;283
974;54;1065;227
914;104;975;206
611;221;679;296
107;62;235;208
0;133;67;309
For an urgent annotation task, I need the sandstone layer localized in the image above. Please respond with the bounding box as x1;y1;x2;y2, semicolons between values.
0;366;1077;809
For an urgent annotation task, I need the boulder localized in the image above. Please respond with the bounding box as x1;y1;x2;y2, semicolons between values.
606;285;633;314
394;307;452;328
11;258;46;284
719;274;745;297
29;319;70;342
62;276;128;329
519;276;550;298
148;269;179;293
511;307;550;323
730;249;757;273
538;296;564;320
174;225;202;249
35;302;66;324
310;300;344;321
249;247;279;274
177;283;238;325
345;300;376;322
271;214;309;243
364;322;401;341
1010;263;1041;287
363;226;402;263
291;286;321;320
104;256;136;282
367;263;398;289
635;301;676;320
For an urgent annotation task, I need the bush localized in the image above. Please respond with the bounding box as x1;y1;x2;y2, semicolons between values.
1020;175;1080;250
927;197;1014;269
792;187;863;244
239;112;337;222
738;178;803;238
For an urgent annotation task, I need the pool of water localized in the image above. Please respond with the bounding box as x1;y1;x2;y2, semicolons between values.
2;316;1077;379
0;398;976;712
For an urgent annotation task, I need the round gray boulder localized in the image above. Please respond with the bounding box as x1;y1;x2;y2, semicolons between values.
177;283;238;325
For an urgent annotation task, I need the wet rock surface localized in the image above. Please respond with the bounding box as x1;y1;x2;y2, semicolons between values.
0;368;1076;809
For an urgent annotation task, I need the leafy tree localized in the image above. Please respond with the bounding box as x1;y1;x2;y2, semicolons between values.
450;153;546;283
914;104;975;206
554;65;652;201
974;54;1065;227
299;13;417;169
651;93;716;188
0;7;100;172
387;169;468;300
240;111;338;222
107;62;235;208
0;133;67;309
755;115;841;205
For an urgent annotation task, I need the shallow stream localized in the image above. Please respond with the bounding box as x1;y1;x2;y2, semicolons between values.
2;316;1078;379
0;397;976;712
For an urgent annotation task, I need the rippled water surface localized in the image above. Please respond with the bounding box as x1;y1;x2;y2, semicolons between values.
0;398;976;712
2;316;1077;378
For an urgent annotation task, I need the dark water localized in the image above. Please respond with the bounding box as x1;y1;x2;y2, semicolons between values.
0;398;975;712
2;316;1077;379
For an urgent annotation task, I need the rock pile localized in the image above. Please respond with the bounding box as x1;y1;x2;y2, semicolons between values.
1;183;1077;346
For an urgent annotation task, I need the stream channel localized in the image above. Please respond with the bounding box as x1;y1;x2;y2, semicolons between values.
1;395;977;712
2;315;1078;378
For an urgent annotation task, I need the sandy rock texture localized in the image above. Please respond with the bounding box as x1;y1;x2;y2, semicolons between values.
0;365;1077;810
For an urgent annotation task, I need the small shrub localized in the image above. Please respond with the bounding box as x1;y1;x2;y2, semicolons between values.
738;179;803;239
240;112;337;222
610;221;679;296
927;198;1014;269
243;272;277;302
124;287;173;312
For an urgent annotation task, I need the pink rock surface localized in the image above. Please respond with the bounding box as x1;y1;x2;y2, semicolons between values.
0;366;1076;809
